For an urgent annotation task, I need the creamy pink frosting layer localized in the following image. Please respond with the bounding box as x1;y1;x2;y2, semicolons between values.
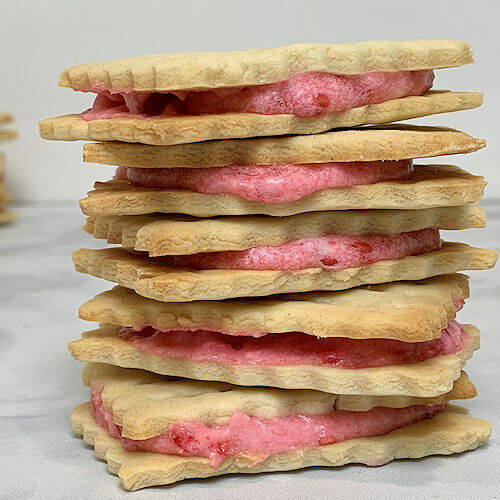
80;70;434;120
120;320;468;369
145;228;441;271
115;159;413;203
91;387;444;467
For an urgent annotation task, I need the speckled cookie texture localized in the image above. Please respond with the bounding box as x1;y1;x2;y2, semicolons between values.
82;363;477;437
59;40;474;91
81;125;486;168
71;402;490;490
42;40;482;146
79;274;468;342
69;324;478;395
79;165;486;217
83;205;485;256
39;92;482;146
71;243;497;302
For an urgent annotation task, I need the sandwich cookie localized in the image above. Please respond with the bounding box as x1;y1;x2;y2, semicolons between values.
70;275;480;395
72;363;489;490
40;40;482;145
78;126;486;216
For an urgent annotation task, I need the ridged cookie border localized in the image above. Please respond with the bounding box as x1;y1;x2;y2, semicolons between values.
59;40;473;92
79;165;486;217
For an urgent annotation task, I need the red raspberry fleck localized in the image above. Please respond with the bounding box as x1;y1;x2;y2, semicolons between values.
215;439;236;455
353;241;373;253
321;353;342;366
321;257;339;266
170;430;199;451
313;93;330;108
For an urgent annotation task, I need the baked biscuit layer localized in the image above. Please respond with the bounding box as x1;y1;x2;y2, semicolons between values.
59;40;474;91
82;125;486;168
84;205;485;256
79;274;469;341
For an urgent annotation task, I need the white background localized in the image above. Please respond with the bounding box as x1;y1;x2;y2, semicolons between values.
1;0;499;202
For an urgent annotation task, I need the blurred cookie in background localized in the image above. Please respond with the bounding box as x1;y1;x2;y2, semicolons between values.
0;112;18;224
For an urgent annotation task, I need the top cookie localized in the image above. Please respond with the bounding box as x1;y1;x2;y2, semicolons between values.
59;40;473;92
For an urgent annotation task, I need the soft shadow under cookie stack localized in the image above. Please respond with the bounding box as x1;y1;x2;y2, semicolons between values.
39;40;498;491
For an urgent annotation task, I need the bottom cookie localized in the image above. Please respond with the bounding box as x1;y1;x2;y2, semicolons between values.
72;403;490;491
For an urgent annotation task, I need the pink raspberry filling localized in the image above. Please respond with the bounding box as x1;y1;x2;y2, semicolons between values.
115;159;414;203
119;320;469;369
91;387;444;467
181;70;435;117
146;228;441;271
80;69;434;120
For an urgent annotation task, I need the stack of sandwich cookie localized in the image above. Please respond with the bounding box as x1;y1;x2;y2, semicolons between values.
39;40;497;491
0;112;17;224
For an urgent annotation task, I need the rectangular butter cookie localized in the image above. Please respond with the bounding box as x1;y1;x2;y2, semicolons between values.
41;41;479;144
59;40;474;91
79;274;468;342
82;125;485;168
38;92;483;146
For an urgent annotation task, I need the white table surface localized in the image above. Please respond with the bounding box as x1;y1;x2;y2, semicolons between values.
1;202;499;499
